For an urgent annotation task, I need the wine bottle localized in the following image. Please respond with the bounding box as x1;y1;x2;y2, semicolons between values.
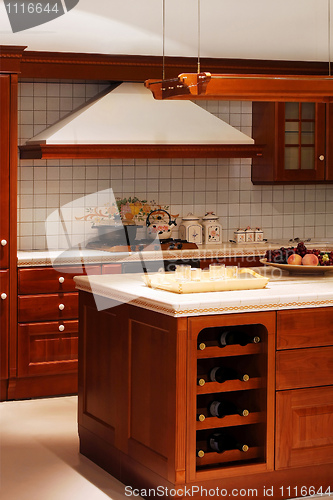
197;413;206;422
196;449;205;458
219;330;261;347
208;431;249;454
209;400;249;418
209;366;250;383
197;377;206;386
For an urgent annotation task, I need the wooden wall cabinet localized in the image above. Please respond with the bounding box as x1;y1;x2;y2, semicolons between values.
252;101;333;184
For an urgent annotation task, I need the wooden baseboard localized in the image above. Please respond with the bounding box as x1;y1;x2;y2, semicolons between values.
0;379;8;401
7;373;77;400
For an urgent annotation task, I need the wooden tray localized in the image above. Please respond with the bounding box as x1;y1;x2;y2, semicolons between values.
143;268;269;294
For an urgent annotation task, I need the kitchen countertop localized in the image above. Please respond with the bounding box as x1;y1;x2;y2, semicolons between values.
17;240;333;267
73;266;333;318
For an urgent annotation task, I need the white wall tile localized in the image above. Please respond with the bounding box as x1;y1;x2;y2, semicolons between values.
17;81;333;250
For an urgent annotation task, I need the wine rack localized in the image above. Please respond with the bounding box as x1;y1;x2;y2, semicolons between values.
193;322;270;474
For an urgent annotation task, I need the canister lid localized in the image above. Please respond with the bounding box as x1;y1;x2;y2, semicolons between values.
181;212;200;221
202;211;219;220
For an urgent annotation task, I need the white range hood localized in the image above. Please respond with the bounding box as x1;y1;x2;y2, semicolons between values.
27;82;254;145
19;82;261;159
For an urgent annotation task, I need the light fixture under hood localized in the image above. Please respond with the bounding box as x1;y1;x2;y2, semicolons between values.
19;82;262;160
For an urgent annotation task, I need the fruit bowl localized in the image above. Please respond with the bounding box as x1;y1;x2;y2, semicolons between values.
260;258;333;274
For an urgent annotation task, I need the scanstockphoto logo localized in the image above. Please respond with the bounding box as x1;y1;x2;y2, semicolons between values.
4;0;80;33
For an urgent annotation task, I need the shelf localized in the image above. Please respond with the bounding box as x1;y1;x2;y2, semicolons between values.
197;377;263;394
197;343;263;359
196;446;263;468
196;411;264;431
19;143;264;160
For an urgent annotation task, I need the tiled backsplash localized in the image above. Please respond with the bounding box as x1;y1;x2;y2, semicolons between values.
18;80;333;250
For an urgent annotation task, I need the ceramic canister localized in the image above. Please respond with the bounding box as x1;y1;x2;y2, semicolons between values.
234;229;246;243
245;226;255;242
255;228;264;242
201;212;222;244
178;213;203;244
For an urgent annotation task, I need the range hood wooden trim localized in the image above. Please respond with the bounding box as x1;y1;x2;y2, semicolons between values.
19;143;263;160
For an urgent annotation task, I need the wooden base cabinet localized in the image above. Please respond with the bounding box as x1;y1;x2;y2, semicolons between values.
275;307;333;471
78;293;333;499
10;263;122;400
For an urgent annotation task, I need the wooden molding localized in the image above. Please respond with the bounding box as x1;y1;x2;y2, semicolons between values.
18;49;333;81
0;45;27;73
19;143;263;160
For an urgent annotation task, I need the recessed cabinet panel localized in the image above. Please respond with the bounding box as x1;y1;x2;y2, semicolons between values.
276;386;333;469
0;270;9;391
0;76;10;270
17;320;78;377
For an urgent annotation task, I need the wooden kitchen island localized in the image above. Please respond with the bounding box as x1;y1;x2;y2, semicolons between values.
74;270;333;499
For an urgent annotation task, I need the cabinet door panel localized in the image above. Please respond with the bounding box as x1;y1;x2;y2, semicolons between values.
17;320;78;376
0;76;10;269
0;270;9;384
276;386;333;469
18;293;78;322
18;265;101;294
277;307;333;349
276;346;333;390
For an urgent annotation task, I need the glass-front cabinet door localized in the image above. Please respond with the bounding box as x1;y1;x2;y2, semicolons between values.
278;102;326;180
251;101;332;184
278;102;326;182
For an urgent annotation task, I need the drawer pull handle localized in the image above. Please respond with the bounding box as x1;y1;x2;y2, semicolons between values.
1;239;7;246
59;303;65;311
319;155;325;161
59;277;65;284
1;293;7;300
59;324;65;332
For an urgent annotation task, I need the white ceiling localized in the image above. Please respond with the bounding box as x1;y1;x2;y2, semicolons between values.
0;0;332;62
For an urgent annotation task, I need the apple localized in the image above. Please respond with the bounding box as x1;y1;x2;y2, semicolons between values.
302;254;319;266
287;254;302;265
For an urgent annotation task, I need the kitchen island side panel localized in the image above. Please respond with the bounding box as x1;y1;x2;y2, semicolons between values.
78;290;188;485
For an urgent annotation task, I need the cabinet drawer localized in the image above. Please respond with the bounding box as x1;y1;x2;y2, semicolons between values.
18;293;78;322
276;346;333;390
276;386;333;469
18;320;78;377
18;265;101;294
277;308;333;349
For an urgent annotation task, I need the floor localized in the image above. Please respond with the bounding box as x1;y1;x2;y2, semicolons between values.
0;396;331;500
0;396;129;500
